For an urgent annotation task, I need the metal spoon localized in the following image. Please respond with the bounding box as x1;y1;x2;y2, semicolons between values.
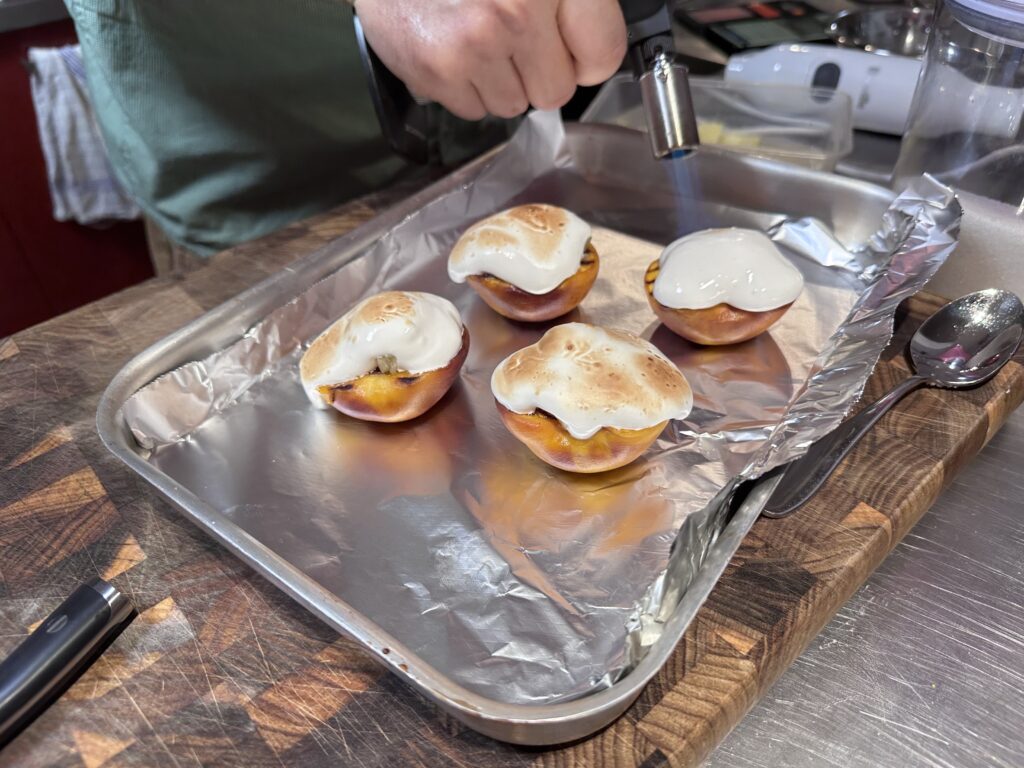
764;289;1024;518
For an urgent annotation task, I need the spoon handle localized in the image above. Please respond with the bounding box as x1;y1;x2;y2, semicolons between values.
764;375;929;518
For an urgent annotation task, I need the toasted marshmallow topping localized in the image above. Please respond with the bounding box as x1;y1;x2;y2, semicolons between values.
654;228;804;312
491;323;693;439
300;291;463;408
448;204;592;295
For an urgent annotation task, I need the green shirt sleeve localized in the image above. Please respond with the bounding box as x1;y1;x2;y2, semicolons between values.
68;0;409;255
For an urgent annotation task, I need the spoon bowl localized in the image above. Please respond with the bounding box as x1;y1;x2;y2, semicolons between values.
910;289;1024;386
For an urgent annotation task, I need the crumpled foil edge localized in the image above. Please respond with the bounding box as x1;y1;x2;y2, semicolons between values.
751;174;960;476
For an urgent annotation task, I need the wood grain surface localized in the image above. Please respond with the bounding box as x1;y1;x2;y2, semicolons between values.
1;188;1022;768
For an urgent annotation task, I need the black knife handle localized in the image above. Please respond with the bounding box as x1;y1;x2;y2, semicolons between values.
0;578;136;751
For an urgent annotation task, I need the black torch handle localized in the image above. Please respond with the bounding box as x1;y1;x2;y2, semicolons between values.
0;578;136;751
618;0;675;77
619;0;669;25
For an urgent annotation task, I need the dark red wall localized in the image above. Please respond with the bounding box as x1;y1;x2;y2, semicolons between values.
0;20;153;337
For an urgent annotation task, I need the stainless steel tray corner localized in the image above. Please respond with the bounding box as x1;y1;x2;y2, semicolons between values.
97;119;921;744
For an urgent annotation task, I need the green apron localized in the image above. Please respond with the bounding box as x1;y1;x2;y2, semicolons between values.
67;0;409;255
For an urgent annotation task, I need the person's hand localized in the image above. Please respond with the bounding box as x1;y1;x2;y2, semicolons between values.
354;0;627;120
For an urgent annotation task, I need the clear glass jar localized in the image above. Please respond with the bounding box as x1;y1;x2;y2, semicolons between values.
893;0;1024;210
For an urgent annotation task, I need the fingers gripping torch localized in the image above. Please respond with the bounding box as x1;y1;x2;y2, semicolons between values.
353;1;699;163
619;0;701;158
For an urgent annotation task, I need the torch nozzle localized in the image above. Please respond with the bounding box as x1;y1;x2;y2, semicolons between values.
638;52;701;160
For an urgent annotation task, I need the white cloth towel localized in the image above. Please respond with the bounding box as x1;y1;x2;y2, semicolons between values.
27;45;140;224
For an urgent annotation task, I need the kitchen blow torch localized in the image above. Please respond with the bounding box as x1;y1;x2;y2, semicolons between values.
354;0;699;162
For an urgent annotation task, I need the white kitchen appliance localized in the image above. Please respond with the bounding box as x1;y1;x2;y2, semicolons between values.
725;43;1024;137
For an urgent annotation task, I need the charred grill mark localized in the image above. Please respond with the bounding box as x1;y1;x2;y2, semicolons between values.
581;241;598;266
645;261;660;291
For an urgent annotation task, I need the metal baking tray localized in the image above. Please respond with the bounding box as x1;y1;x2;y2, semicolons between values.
97;116;955;745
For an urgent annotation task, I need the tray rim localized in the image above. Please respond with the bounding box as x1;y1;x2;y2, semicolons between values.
96;121;892;745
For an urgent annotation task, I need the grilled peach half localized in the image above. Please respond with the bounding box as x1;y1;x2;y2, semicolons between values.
644;259;791;346
467;242;599;323
495;402;666;474
319;329;470;423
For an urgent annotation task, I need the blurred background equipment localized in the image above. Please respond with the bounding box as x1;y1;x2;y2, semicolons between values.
725;44;924;135
894;0;1024;207
675;0;834;54
582;75;853;170
828;5;933;56
894;0;1024;296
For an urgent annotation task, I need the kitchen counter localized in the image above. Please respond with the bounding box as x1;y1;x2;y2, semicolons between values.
712;409;1024;767
0;181;1022;768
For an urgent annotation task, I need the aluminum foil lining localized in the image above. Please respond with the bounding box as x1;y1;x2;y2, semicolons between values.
120;112;960;706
